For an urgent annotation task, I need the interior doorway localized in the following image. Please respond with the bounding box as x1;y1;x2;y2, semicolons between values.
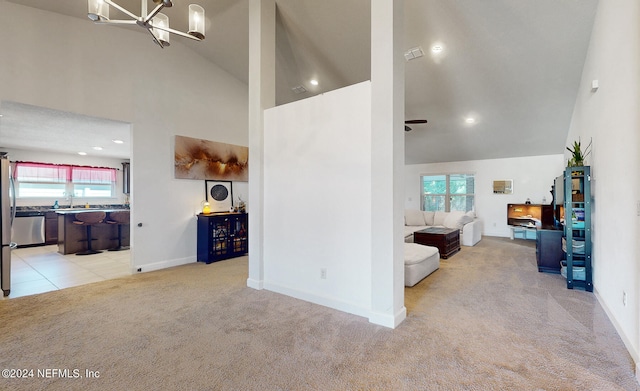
0;101;133;298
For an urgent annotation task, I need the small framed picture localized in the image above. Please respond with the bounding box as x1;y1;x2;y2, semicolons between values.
205;180;233;212
493;179;513;194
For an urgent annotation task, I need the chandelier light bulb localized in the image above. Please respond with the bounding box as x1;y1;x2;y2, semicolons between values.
87;0;109;21
153;13;170;47
188;4;206;40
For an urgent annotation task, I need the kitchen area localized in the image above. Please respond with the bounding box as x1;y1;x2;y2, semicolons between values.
6;158;132;298
13;202;131;254
1;101;133;298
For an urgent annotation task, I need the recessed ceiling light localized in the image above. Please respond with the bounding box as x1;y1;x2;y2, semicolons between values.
78;152;87;156
310;79;319;86
112;139;124;144
92;146;103;151
465;117;476;124
431;45;443;53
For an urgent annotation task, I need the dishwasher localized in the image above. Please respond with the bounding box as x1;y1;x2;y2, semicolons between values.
13;212;46;247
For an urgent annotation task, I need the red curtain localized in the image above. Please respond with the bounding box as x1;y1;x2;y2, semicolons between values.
71;166;116;184
14;162;70;182
14;162;116;184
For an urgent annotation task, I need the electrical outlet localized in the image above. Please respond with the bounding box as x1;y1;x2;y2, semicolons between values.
623;291;627;306
320;268;327;279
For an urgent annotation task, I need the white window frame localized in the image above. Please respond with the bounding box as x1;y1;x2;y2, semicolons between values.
421;173;475;212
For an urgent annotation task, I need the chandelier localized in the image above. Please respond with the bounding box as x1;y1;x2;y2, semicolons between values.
87;0;205;48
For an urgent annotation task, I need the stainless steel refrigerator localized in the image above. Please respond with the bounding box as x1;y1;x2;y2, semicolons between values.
1;152;17;297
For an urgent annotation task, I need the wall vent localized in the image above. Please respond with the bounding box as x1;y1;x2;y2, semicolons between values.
291;85;307;94
404;46;424;61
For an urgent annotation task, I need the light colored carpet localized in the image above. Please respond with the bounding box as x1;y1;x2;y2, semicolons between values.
0;237;637;390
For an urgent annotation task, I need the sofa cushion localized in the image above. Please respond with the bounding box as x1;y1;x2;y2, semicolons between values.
423;211;435;226
434;211;448;226
444;211;474;230
405;209;426;226
404;243;439;265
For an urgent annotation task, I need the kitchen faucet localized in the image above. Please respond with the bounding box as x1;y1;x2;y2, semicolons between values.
66;193;74;208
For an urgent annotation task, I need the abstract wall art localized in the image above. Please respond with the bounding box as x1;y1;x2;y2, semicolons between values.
174;135;248;181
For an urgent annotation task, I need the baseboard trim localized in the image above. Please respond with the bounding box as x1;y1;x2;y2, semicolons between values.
263;281;371;320
593;288;639;372
246;278;264;290
369;306;407;329
132;255;195;274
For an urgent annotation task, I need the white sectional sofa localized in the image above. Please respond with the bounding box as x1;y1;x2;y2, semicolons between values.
404;209;482;247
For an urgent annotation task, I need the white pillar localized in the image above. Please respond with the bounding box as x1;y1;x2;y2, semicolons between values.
247;0;275;290
369;0;406;327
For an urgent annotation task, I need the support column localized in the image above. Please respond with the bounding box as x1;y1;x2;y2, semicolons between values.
369;0;406;327
247;0;276;290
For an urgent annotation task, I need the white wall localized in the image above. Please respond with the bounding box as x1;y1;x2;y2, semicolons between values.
0;2;248;271
263;82;372;318
3;147;129;208
405;154;564;237
565;0;640;367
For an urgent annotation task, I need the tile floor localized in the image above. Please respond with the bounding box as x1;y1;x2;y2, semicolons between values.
3;245;131;299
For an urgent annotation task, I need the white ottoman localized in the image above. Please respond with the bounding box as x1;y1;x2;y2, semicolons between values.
404;243;440;287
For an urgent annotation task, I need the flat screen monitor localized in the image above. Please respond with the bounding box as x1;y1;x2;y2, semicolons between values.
554;175;564;205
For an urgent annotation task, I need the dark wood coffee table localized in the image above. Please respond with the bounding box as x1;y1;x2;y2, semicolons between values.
413;227;460;259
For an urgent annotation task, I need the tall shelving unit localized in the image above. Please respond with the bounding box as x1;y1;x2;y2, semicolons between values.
562;166;592;291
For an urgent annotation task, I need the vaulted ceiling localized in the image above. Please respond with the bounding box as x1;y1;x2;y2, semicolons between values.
2;0;598;164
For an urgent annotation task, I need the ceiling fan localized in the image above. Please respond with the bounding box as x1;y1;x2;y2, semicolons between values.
404;119;428;132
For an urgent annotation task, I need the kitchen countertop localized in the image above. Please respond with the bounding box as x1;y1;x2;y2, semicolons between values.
53;208;128;214
15;210;48;217
15;205;129;216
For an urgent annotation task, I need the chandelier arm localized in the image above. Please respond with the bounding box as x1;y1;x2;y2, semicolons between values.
150;25;203;41
103;0;139;21
95;20;137;25
147;28;165;49
142;3;166;24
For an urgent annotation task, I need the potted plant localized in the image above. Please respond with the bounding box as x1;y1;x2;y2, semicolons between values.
566;138;591;167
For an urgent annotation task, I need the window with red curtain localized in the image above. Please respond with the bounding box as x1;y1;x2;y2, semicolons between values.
14;162;71;183
13;162;117;198
71;166;116;184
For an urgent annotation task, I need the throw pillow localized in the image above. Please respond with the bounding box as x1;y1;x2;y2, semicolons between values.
405;209;426;226
423;211;435;225
434;211;448;226
444;211;473;230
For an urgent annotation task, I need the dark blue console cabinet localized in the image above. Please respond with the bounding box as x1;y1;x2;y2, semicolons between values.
197;213;248;264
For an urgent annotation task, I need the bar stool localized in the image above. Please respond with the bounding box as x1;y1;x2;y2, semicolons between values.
106;210;130;251
72;211;106;256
